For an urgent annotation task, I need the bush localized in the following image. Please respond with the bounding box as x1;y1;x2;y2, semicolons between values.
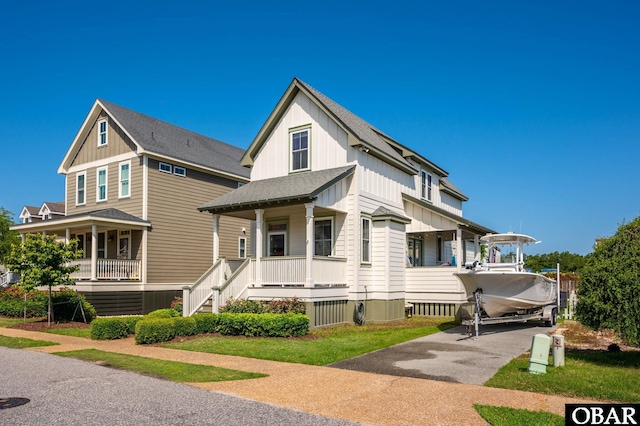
217;313;309;337
173;316;197;337
123;316;143;334
145;308;180;318
218;297;306;315
135;318;176;344
51;287;97;322
0;287;48;317
193;313;219;334
170;297;183;315
90;318;130;340
219;298;265;314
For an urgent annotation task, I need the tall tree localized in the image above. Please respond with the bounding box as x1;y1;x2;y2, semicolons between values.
0;207;20;264
5;234;82;325
576;217;640;346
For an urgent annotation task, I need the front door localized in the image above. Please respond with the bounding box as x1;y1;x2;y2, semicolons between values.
269;232;286;256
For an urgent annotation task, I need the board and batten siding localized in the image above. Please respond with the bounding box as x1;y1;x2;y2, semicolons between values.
146;158;250;285
66;155;143;217
251;92;350;181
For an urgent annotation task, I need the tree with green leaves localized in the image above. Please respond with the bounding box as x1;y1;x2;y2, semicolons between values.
0;207;20;264
576;217;640;346
524;251;588;273
5;233;82;325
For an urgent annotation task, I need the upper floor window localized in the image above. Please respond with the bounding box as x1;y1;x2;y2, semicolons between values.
290;128;309;172
361;216;371;264
97;166;108;202
98;119;108;147
159;162;172;173
421;170;432;202
119;161;130;198
173;166;186;177
314;218;333;256
76;171;86;205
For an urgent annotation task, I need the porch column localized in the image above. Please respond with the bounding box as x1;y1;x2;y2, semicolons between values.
305;203;315;287
91;224;97;281
212;214;220;263
255;209;264;286
21;233;25;243
65;228;70;244
456;228;463;272
474;235;480;261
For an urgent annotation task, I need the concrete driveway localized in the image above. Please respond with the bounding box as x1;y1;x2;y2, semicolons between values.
329;321;558;385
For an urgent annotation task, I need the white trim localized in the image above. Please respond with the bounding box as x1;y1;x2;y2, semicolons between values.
173;165;186;177
361;216;372;264
159;162;172;173
421;170;433;202
142;155;148;220
97;118;108;147
314;216;334;256
67;152;137;174
96;166;108;202
290;127;310;172
76;171;86;206
119;160;131;199
238;236;247;259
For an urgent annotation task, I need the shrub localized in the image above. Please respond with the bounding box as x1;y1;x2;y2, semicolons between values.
218;297;306;315
219;298;265;314
90;318;130;340
0;287;48;317
51;287;97;322
135;318;176;344
173;316;197;337
193;313;219;334
145;308;180;318
170;297;183;315
123;316;143;334
217;313;246;335
217;312;309;337
266;297;306;314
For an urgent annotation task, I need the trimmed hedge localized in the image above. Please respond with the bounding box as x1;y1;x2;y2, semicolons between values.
135;318;176;344
90;318;130;340
193;313;219;334
217;313;309;337
145;308;180;319
173;316;197;337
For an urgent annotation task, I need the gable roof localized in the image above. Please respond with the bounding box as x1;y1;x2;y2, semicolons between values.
21;206;41;217
242;78;419;175
59;99;250;181
198;165;355;214
40;201;65;215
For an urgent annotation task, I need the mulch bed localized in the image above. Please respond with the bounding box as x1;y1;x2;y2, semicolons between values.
9;319;91;332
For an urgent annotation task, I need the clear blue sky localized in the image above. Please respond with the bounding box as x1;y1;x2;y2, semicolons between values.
1;1;638;256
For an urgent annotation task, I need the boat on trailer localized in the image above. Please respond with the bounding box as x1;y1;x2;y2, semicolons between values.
455;233;558;318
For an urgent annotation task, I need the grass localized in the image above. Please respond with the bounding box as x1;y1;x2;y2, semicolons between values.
0;334;58;349
42;327;92;338
0;316;45;328
485;348;640;402
164;317;456;365
474;404;564;426
55;349;267;382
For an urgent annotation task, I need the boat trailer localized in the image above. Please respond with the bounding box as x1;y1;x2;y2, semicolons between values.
462;290;558;339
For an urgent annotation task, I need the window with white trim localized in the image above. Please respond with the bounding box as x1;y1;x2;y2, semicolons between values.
314;218;333;256
421;170;432;202
98;119;108;146
238;237;247;259
76;171;86;205
361;216;371;264
119;161;130;198
159;162;172;173
173;166;186;177
97;166;108;202
290;128;309;171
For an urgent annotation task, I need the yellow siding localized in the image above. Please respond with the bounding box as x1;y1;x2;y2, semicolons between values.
146;158;251;284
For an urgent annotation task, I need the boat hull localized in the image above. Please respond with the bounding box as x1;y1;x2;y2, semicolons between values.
454;271;557;317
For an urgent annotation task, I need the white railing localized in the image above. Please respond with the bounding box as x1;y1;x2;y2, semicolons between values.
71;259;141;280
216;258;254;313
312;257;347;285
261;256;306;284
183;258;225;317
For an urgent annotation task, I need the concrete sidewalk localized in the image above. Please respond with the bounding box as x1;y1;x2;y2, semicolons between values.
0;327;591;426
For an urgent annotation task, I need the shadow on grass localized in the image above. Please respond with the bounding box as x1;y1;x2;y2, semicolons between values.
565;349;640;368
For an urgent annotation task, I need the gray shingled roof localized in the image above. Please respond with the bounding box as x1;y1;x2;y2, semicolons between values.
371;206;411;223
440;177;468;201
295;79;417;172
199;166;355;213
43;201;65;214
99;99;250;179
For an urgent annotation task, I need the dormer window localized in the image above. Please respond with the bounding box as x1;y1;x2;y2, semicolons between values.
290;128;310;172
98;119;108;147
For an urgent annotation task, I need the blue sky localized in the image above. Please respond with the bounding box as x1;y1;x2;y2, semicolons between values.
1;1;638;256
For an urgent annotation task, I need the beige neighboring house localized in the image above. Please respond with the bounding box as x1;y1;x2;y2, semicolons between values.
189;78;495;327
11;99;251;315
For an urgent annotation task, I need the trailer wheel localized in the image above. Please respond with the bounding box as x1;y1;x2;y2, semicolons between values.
545;308;557;327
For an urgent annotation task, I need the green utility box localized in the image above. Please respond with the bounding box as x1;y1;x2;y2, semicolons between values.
528;334;551;374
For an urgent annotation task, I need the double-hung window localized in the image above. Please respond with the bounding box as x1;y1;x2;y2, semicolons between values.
119;161;130;198
361;217;371;264
98;119;108;146
97;166;108;202
290;128;309;172
421;170;432;202
76;172;86;205
238;237;247;259
314;218;333;256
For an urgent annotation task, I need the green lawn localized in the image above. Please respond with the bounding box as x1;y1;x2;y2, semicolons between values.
42;327;92;338
0;334;58;349
55;349;267;382
0;316;45;328
474;404;564;426
164;318;456;365
485;350;640;402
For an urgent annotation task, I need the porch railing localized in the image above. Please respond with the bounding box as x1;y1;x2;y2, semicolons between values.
216;258;254;313
71;259;142;281
260;256;347;286
183;258;225;317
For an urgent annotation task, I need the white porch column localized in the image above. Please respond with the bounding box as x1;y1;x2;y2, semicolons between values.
474;234;480;261
456;228;463;272
254;209;264;286
65;228;70;244
21;233;25;243
305;203;315;287
212;214;220;263
91;224;97;281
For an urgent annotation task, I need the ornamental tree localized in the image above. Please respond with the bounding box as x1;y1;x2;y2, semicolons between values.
5;233;82;324
576;216;640;346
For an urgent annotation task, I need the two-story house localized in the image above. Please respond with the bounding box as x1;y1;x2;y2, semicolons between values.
19;201;65;223
11;100;251;315
191;78;495;327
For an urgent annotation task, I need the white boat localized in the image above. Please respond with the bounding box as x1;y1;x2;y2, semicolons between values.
454;233;557;318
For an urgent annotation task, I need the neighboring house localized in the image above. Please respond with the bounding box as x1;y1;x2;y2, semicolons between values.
20;201;65;223
19;206;42;223
11;99;251;315
193;78;495;327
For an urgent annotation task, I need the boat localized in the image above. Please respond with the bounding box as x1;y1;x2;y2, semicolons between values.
454;233;557;318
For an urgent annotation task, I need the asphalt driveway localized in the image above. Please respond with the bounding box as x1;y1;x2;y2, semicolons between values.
329;321;558;385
